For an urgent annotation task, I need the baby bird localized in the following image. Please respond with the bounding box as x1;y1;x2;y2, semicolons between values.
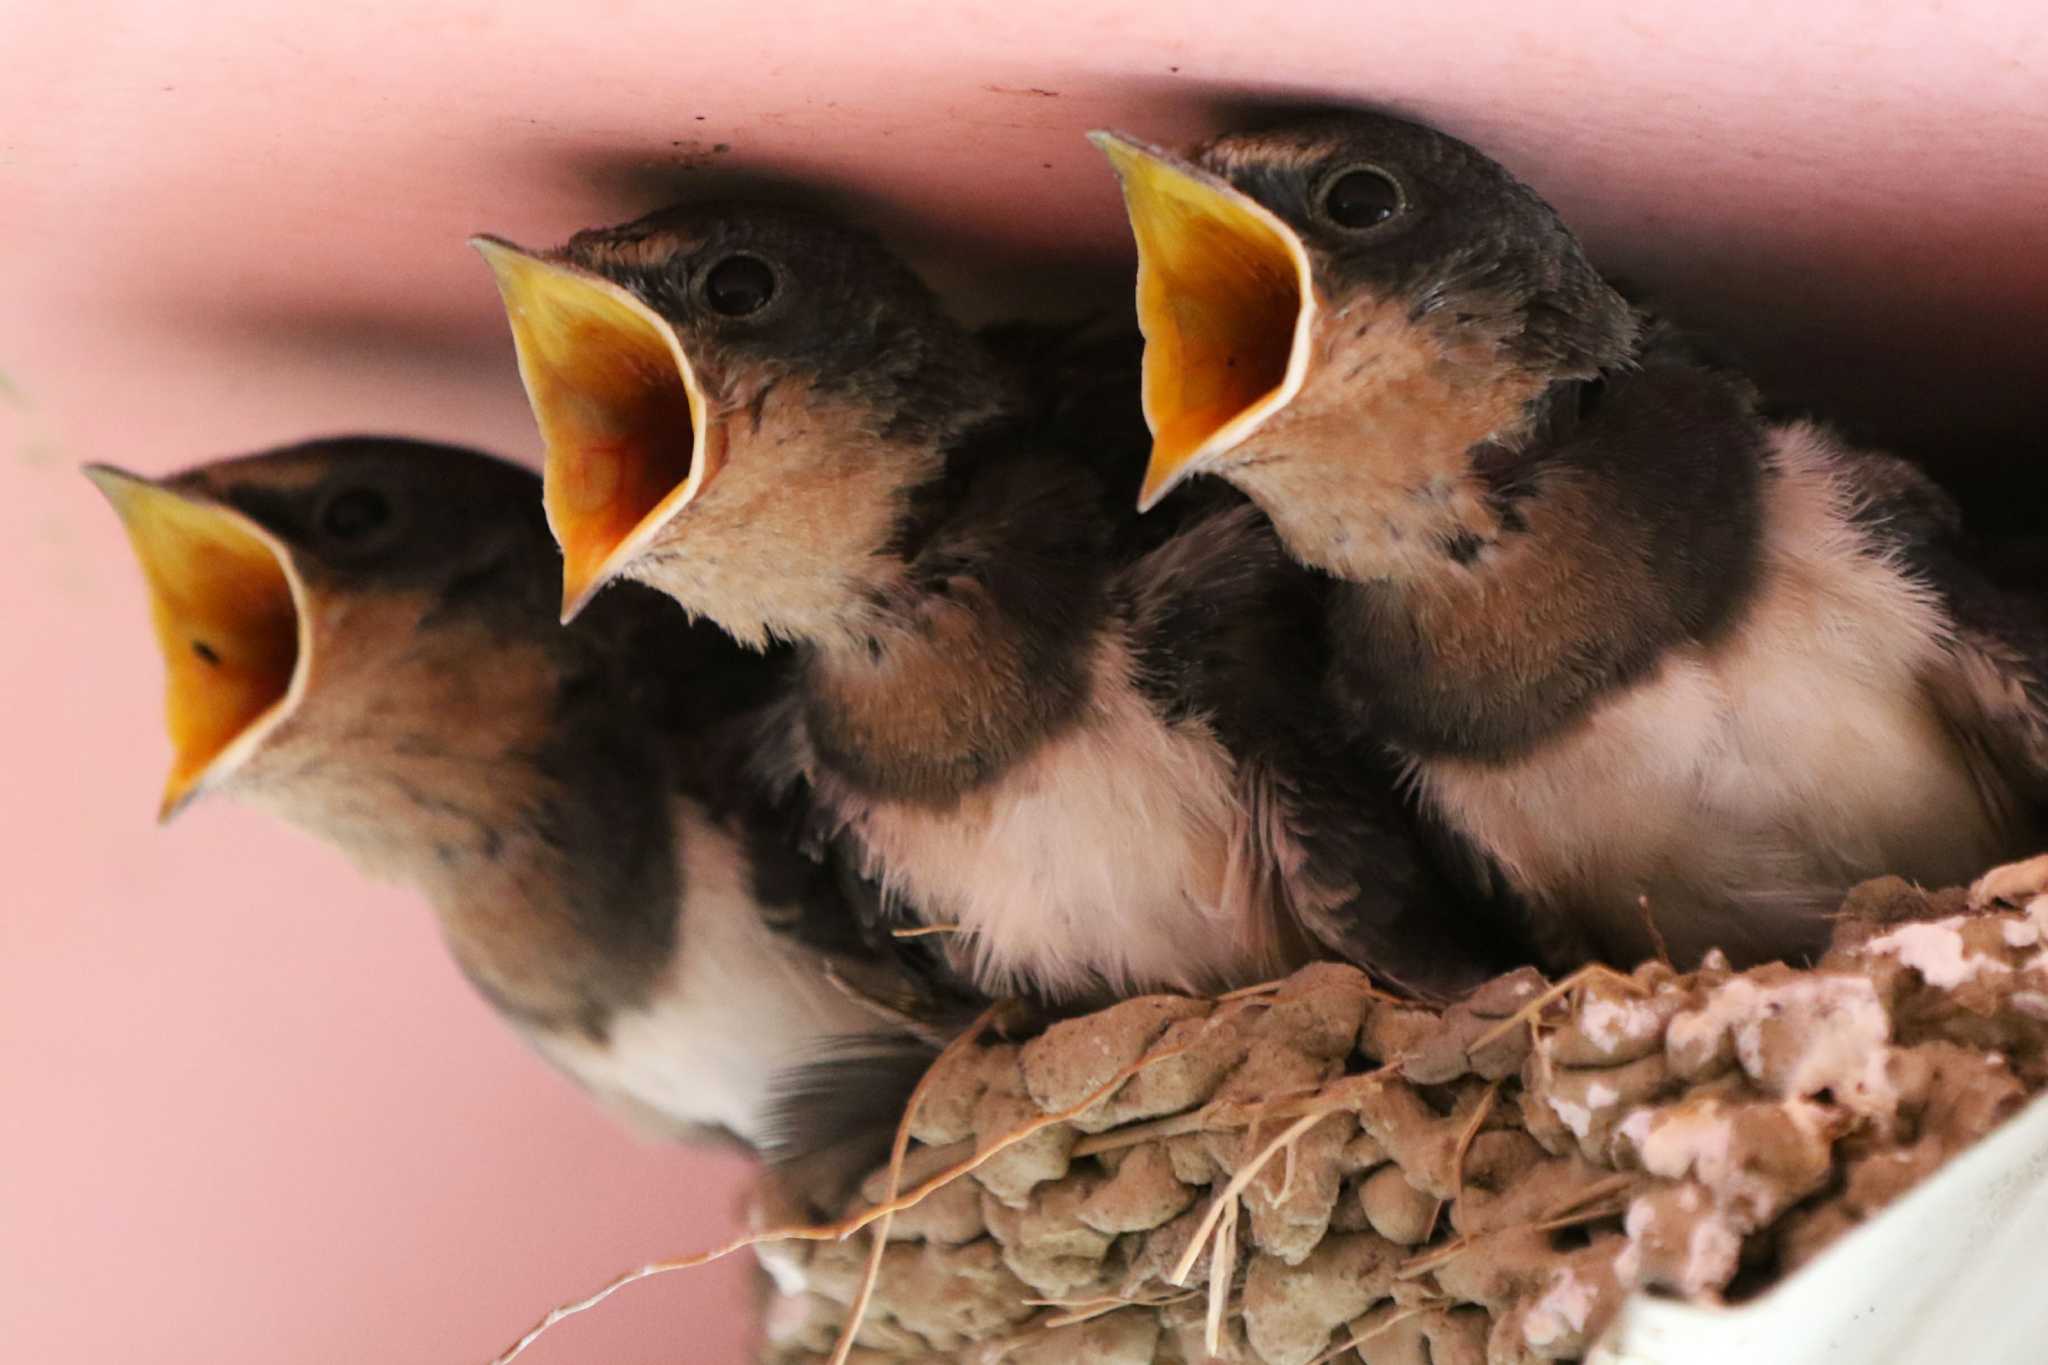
1093;113;2048;970
88;437;968;1191
475;206;1526;1002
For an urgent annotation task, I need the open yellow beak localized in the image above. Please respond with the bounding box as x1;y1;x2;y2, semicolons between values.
472;236;714;622
85;467;307;821
1090;132;1317;511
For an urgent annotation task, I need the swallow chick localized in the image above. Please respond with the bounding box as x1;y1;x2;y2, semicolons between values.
474;206;1525;1002
1093;114;2048;970
88;437;970;1187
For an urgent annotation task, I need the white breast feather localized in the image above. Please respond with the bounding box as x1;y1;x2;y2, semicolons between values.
534;799;877;1146
845;641;1272;998
1414;423;2007;964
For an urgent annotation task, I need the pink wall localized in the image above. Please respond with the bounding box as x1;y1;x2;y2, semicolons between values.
4;3;2042;1362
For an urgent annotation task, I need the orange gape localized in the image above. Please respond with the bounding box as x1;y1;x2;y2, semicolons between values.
1092;133;1313;510
473;238;711;620
541;371;698;615
88;470;300;817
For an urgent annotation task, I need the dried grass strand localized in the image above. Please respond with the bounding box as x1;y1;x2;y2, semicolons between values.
1070;1080;1333;1157
1467;964;1641;1054
1635;893;1675;968
1539;1171;1640;1220
1307;1302;1445;1365
489;999;1235;1363
1450;1080;1501;1206
818;965;936;1035
828;1004;1005;1365
1277;1127;1302;1205
1205;1194;1239;1355
1029;1289;1199;1329
1169;1108;1327;1286
486;1228;808;1365
1394;1188;1636;1279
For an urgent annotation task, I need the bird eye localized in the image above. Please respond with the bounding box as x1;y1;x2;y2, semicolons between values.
1320;166;1405;231
317;486;394;544
703;254;777;317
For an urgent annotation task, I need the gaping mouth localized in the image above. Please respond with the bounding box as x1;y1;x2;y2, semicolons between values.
472;237;713;621
86;467;307;820
1090;131;1316;510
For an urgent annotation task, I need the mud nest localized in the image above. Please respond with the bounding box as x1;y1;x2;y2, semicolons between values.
757;876;2048;1364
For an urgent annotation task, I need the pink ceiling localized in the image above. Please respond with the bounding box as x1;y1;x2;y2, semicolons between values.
4;3;2043;1363
8;0;2047;468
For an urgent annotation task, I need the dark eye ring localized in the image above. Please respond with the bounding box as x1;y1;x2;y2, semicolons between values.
1319;165;1407;232
317;486;394;544
702;253;778;317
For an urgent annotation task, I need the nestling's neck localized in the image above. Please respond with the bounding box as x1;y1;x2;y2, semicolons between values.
235;616;678;1039
1222;296;1553;583
1310;364;1769;759
625;371;1020;654
796;445;1113;805
1226;452;1508;585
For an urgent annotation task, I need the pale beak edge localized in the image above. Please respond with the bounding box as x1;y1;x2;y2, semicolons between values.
1089;131;1318;512
471;236;716;621
85;465;310;820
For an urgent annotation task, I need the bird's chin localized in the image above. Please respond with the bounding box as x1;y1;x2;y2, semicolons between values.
1089;131;1316;510
86;466;308;821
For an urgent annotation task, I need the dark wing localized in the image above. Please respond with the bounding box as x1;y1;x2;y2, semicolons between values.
1122;501;1537;1002
760;1038;940;1215
1844;448;2048;816
761;1004;1074;1217
979;313;1249;557
731;752;989;1038
977;313;1147;493
586;579;990;1037
574;577;800;797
